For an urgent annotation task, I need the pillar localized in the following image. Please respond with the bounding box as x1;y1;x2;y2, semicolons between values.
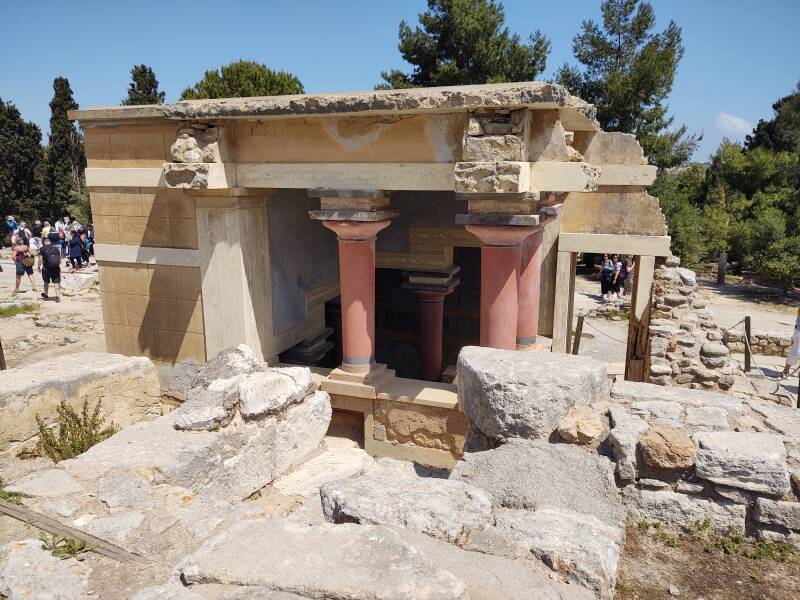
465;225;536;350
516;229;544;350
625;255;655;381
414;290;448;381
321;220;391;374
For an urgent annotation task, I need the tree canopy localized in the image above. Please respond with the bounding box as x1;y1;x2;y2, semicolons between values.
746;82;800;154
45;77;86;221
555;0;697;169
379;0;550;89
181;60;304;100
0;98;45;219
122;64;166;105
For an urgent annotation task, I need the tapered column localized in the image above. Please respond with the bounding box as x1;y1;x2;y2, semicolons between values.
517;229;544;350
415;291;447;381
465;225;536;349
322;220;390;373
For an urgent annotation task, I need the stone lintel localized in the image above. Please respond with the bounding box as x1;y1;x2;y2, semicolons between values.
307;189;385;199
456;213;542;227
308;209;400;222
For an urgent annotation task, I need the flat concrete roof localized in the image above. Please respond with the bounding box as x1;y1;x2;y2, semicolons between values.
69;82;598;130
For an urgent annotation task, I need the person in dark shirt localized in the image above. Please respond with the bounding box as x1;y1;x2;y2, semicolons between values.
40;235;62;302
67;230;83;271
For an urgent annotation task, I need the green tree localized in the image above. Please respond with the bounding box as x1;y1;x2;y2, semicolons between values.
0;98;45;218
181;60;304;100
746;82;800;153
379;0;550;89
44;77;86;220
648;164;707;267
555;0;697;169
122;64;166;105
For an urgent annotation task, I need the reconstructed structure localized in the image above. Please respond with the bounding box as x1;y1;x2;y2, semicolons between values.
71;82;670;466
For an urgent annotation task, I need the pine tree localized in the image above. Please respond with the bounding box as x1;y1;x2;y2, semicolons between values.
555;0;697;169
379;0;550;89
122;64;166;105
45;77;86;220
181;60;304;100
0;98;45;218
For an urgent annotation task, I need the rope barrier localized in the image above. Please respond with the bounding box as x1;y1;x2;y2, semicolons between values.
581;319;628;345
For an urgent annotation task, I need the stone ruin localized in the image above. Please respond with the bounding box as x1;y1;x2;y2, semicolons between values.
1;344;798;600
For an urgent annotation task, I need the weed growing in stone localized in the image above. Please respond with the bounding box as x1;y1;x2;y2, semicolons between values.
36;400;117;462
38;532;95;560
0;477;21;504
0;304;37;318
713;534;796;562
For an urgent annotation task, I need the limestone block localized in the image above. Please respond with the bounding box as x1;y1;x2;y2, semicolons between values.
753;498;800;531
694;431;790;496
457;346;608;441
527;110;571;162
581;131;646;165
0;539;91;600
170;127;218;163
561;190;668;236
462;134;526;161
373;398;468;456
131;584;206;600
6;468;84;498
454;161;528;194
467;508;623;599
685;406;729;430
62;390;332;503
272;446;374;499
625;489;745;533
0;352;161;456
321;471;493;544
449;439;625;528
173;377;242;431
629;400;683;423
85;510;146;544
608;406;648;481
557;406;609;446
177;521;467;599
701;342;729;358
238;367;315;420
639;427;695;470
164;162;210;189
195;344;264;386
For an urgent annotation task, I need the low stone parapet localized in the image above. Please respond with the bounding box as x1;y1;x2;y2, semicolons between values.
0;352;162;456
725;329;793;357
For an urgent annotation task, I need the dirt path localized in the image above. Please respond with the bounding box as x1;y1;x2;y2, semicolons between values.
0;256;106;369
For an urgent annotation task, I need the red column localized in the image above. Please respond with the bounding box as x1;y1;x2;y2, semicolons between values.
414;290;449;382
322;220;390;374
517;229;544;350
466;225;536;350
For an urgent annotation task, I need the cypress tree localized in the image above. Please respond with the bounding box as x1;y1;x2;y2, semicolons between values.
122;65;166;105
46;77;86;220
0;98;45;218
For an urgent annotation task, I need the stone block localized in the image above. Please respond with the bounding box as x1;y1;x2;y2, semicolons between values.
694;431;790;496
0;352;162;456
557;406;609;446
608;406;648;481
753;498;800;531
462;134;526;161
626;489;745;533
0;539;90;600
639;427;696;470
457;346;608;441
454;161;527;194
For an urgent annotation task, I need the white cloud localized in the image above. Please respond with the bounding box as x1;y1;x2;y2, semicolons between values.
714;112;753;139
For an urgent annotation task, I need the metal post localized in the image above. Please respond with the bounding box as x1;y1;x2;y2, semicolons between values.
572;315;584;355
744;316;751;373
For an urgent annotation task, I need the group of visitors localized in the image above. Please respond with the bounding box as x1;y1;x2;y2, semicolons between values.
598;253;635;302
2;215;95;300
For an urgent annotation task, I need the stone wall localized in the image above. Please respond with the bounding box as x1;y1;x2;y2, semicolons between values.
0;352;162;456
726;329;793;358
648;257;741;392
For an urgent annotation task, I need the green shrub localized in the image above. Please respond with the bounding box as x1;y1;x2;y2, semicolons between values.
36;400;117;462
0;304;37;319
0;477;21;504
38;532;95;560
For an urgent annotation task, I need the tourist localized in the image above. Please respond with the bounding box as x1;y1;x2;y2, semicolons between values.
610;254;623;301
623;257;635;298
86;224;95;257
600;254;614;302
55;217;68;258
41;220;52;238
11;229;37;294
784;307;800;375
27;227;41;271
67;229;83;271
4;215;17;237
40;235;62;302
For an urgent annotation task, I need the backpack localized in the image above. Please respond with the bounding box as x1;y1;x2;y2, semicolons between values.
43;246;61;269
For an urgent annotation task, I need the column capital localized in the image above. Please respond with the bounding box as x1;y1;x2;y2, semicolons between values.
320;219;393;241
464;224;537;247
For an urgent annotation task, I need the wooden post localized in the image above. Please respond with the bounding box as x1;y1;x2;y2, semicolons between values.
552;251;576;353
572;315;584;355
717;252;727;285
624;256;656;381
744;315;751;373
0;338;5;370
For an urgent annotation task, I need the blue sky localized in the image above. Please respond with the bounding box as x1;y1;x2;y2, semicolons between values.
1;0;798;160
